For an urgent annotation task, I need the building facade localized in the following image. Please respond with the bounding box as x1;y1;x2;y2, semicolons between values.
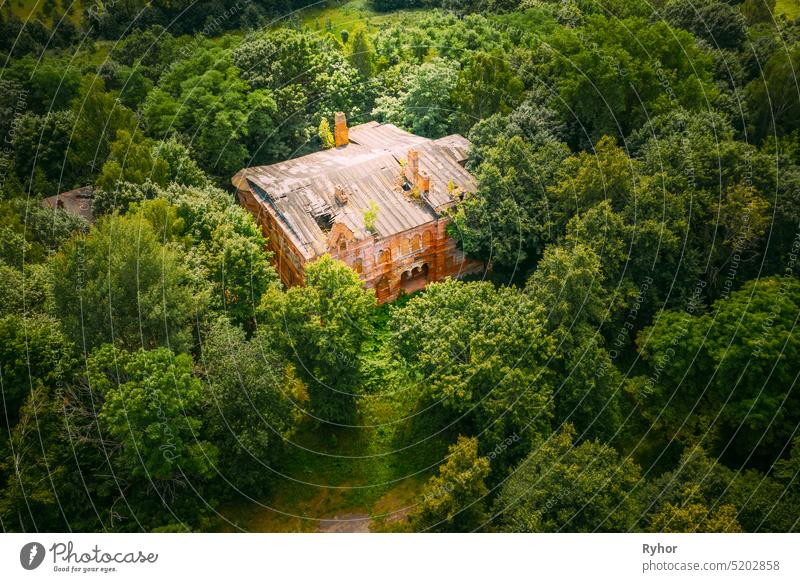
232;113;484;303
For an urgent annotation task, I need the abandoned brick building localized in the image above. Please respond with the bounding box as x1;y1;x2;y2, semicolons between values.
232;113;484;303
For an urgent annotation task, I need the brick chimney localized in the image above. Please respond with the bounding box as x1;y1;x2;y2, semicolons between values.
334;184;348;205
406;148;419;184
405;148;430;192
334;112;349;147
417;170;430;192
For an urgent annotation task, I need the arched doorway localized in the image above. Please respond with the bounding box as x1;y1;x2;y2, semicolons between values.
400;263;429;294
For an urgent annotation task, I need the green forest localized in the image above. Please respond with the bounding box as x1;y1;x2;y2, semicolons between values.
1;0;799;533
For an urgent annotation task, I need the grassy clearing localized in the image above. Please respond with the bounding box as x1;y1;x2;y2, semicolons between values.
216;386;447;532
777;0;800;20
217;295;458;532
3;0;84;25
293;0;432;34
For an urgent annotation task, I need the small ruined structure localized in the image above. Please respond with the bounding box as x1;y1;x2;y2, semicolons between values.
41;186;95;223
232;113;483;303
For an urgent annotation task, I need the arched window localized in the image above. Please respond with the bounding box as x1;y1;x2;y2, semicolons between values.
411;234;422;252
379;249;391;264
423;230;433;246
401;238;411;256
339;239;347;253
353;258;363;274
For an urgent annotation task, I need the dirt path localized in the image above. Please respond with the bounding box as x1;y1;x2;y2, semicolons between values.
318;512;372;532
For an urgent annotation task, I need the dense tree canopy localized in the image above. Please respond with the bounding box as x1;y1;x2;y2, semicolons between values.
494;426;643;532
199;319;302;491
543;15;716;147
391;280;555;452
50;212;203;354
259;256;375;424
411;436;490;532
636;276;800;467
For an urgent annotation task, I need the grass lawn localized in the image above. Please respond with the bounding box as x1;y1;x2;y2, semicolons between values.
3;0;84;25
216;383;450;533
216;296;461;532
292;0;432;34
777;0;800;20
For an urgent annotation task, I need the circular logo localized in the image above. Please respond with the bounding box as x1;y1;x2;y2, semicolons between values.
20;542;46;570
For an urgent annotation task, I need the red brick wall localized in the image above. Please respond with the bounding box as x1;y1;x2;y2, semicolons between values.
238;188;306;287
329;218;484;303
240;188;484;303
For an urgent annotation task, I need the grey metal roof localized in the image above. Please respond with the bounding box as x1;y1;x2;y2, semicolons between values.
233;122;475;259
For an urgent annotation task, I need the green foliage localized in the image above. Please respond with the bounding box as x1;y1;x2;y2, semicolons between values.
662;0;747;49
528;242;610;329
11;110;79;196
391;280;555;452
411;436;490;532
318;117;336;149
453;50;524;132
196;206;278;329
200;319;301;492
348;27;376;79
373;57;460;138
108;25;179;81
143;42;279;176
50;212;203;354
2;0;800;534
89;344;215;480
232;28;366;159
573;0;654;18
0;261;50;317
92;180;162;216
68;78;137;184
495;425;643;532
0;314;74;430
95;130;169;192
548;136;638;226
63;343;218;530
259;255;375;424
746;45;800;140
94;183;276;330
543;15;716;146
153;137;210;188
630;109;781;296
642;446;798;532
0;10;79;57
5;56;82;114
636;277;800;465
0;198;87;265
648;502;742;533
84;0;255;39
363;199;379;232
450;135;567;269
0;385;86;531
155;184;279;329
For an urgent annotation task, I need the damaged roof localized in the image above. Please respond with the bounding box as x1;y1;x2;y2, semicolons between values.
232;122;475;259
42;186;95;223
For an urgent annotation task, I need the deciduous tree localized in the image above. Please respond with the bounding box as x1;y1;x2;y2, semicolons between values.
50;213;202;353
494;425;642;532
411;436;490;532
259;256;375;424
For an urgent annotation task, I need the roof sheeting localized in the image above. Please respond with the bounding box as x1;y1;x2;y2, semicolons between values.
234;122;474;259
42;186;95;223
